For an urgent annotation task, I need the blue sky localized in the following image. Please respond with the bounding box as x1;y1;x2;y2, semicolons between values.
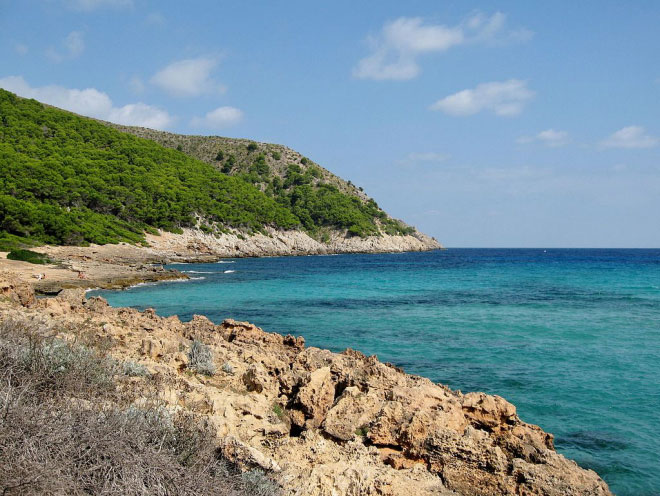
1;0;659;247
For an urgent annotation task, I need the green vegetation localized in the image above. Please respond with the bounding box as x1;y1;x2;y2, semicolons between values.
6;249;50;264
272;403;284;419
0;88;416;246
355;426;369;437
0;89;298;245
0;232;40;251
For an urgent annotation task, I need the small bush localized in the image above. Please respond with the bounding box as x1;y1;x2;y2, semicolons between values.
300;157;309;165
187;340;216;376
272;403;284;419
221;362;234;374
241;469;280;496
122;360;150;377
271;151;281;161
6;249;50;265
215;150;224;161
246;142;258;153
355;426;369;437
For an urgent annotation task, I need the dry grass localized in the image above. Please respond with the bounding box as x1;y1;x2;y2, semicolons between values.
0;317;280;495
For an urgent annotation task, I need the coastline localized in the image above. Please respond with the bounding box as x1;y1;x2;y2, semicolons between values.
3;227;441;294
0;247;612;495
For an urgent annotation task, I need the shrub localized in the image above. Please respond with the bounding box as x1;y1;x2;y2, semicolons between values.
355;426;369;437
241;469;281;496
6;249;50;264
272;403;284;419
0;315;281;496
187;340;216;376
246;142;258;153
121;360;150;377
300;157;309;165
215;150;224;161
271;151;281;161
221;362;234;374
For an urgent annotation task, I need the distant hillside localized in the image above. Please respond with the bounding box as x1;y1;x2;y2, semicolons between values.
108;124;415;239
0;88;429;249
0;89;296;246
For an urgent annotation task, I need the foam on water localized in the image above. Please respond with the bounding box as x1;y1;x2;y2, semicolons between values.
88;249;660;495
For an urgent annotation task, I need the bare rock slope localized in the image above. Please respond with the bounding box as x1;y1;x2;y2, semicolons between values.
1;276;612;496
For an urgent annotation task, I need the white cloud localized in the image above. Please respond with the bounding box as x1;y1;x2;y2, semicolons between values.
353;12;531;81
430;79;534;117
600;126;658;149
151;57;225;97
65;0;133;11
46;31;85;62
191;106;243;129
107;103;172;129
517;129;570;147
14;43;28;55
0;76;172;130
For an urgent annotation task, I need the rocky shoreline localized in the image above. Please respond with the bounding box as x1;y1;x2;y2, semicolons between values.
0;228;442;295
0;263;612;495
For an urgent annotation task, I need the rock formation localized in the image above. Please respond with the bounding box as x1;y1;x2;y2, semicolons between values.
0;275;611;495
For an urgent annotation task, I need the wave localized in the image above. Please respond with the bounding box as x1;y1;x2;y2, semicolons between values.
217;260;235;264
182;270;214;274
223;270;235;274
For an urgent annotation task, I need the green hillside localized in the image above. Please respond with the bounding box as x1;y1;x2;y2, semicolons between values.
108;125;415;239
0;89;412;247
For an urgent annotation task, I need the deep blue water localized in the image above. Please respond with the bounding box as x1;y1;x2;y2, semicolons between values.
90;249;660;495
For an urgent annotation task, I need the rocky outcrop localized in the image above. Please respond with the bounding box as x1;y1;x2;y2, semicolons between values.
143;227;441;261
0;277;611;496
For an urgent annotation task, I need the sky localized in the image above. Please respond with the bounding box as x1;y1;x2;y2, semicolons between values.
1;0;659;247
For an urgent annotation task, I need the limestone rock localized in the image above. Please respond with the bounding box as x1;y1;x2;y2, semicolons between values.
295;366;336;428
323;386;382;441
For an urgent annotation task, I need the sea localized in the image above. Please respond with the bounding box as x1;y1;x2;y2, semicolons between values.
89;249;660;495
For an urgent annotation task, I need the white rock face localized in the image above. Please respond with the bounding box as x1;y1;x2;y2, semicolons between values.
144;227;442;260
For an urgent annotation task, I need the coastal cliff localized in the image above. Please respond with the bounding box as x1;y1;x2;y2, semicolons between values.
0;274;611;495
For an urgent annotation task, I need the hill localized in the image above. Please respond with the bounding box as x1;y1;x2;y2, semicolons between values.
105;124;419;240
0;89;438;252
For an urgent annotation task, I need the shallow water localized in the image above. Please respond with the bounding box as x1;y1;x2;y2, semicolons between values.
90;249;660;494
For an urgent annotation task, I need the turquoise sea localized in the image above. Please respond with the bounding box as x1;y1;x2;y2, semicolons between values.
90;249;660;495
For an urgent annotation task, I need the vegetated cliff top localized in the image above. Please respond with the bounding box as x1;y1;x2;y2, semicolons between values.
108;123;417;240
0;88;422;248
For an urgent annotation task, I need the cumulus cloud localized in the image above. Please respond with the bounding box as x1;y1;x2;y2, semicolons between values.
65;0;133;11
600;126;658;149
191;106;243;129
151;57;226;97
517;129;570;147
430;79;534;117
46;31;85;62
0;76;172;130
353;12;531;81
